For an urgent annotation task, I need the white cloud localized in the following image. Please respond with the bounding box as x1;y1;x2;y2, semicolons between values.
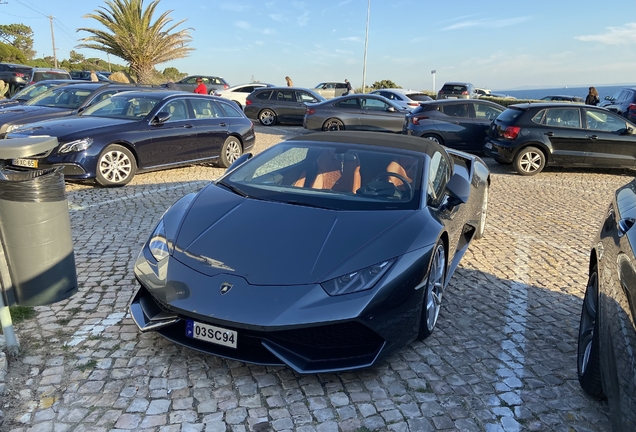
298;11;309;27
235;21;251;30
269;14;286;22
340;36;362;43
443;16;530;31
576;22;636;45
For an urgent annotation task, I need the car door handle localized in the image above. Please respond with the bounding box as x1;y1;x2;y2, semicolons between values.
545;132;554;137
184;124;193;128
219;122;227;127
587;135;598;140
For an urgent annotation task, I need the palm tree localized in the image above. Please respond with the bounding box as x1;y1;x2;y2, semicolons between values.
77;0;193;84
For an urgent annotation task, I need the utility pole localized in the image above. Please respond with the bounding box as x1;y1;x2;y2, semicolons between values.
49;15;58;68
361;0;370;94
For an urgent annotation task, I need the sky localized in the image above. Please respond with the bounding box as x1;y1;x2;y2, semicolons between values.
2;0;636;92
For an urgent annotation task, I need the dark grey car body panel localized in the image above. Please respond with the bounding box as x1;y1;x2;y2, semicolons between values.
130;131;489;373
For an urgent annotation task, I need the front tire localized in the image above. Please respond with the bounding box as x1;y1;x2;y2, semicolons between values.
259;109;277;126
323;118;345;131
577;267;604;398
418;241;446;340
514;146;545;176
219;136;243;168
95;144;136;187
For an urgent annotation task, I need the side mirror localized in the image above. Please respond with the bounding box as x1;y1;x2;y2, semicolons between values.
445;172;470;207
605;96;611;100
619;127;632;135
387;106;396;112
226;152;253;171
153;111;171;124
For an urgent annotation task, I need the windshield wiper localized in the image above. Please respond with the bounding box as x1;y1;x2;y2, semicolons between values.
217;181;249;198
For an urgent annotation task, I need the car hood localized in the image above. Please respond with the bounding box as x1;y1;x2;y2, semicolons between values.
8;116;135;139
0;105;73;128
171;184;426;286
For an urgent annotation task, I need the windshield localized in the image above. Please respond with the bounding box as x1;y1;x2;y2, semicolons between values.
12;83;60;101
26;87;92;109
81;95;160;119
220;143;423;211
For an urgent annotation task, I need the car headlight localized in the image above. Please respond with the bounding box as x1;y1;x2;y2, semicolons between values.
6;124;20;133
148;220;170;261
58;138;94;153
321;259;395;296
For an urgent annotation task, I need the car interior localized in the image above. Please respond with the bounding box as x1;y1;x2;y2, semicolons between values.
245;146;421;201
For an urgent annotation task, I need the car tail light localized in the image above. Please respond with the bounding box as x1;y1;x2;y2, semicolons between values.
14;72;24;77
245;99;252;106
462;91;469;95
503;126;521;140
223;84;229;89
408;102;418;107
306;107;315;115
411;116;428;125
629;103;636;111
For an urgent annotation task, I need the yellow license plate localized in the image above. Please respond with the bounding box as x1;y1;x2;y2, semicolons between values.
12;158;38;168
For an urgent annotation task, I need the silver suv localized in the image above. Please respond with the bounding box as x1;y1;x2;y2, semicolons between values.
437;82;477;100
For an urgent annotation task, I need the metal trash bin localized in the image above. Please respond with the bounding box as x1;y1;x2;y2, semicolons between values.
0;138;78;306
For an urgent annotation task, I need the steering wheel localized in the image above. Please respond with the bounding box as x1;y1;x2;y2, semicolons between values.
368;172;413;199
587;117;598;129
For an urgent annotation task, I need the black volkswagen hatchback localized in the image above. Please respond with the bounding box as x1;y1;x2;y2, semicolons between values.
483;103;636;175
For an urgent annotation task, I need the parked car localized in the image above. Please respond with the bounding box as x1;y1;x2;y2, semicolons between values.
25;68;72;86
599;90;623;108
6;91;254;186
213;83;275;110
370;89;433;110
0;62;31;96
70;70;112;82
303;94;409;133
577;180;636;431
0;82;142;137
404;99;505;152
244;87;325;126
128;131;490;373
0;79;76;109
313;82;349;99
539;95;584;103
163;75;230;94
483;103;636;175
475;88;516;99
599;87;636;118
437;82;478;99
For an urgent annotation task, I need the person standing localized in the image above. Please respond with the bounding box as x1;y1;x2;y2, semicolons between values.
285;76;293;87
586;87;600;105
194;78;207;94
344;79;353;96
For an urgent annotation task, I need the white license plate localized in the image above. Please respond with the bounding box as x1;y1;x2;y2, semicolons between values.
12;158;38;168
186;320;237;348
484;142;493;149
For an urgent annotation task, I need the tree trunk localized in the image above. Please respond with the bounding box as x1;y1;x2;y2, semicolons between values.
130;63;153;85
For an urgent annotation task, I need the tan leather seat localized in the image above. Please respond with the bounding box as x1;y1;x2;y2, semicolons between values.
386;158;415;188
294;149;361;193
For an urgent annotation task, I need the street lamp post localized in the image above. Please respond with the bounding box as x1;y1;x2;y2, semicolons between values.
431;70;436;94
361;0;370;94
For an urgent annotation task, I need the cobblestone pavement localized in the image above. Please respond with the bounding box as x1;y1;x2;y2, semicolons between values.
1;124;629;432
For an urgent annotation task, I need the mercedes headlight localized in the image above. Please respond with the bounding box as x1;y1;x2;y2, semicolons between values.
58;138;94;153
321;259;395;296
148;220;170;261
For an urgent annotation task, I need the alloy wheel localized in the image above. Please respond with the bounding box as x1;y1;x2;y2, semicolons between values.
425;244;446;332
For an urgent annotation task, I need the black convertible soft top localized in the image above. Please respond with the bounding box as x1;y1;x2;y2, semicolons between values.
290;131;444;157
